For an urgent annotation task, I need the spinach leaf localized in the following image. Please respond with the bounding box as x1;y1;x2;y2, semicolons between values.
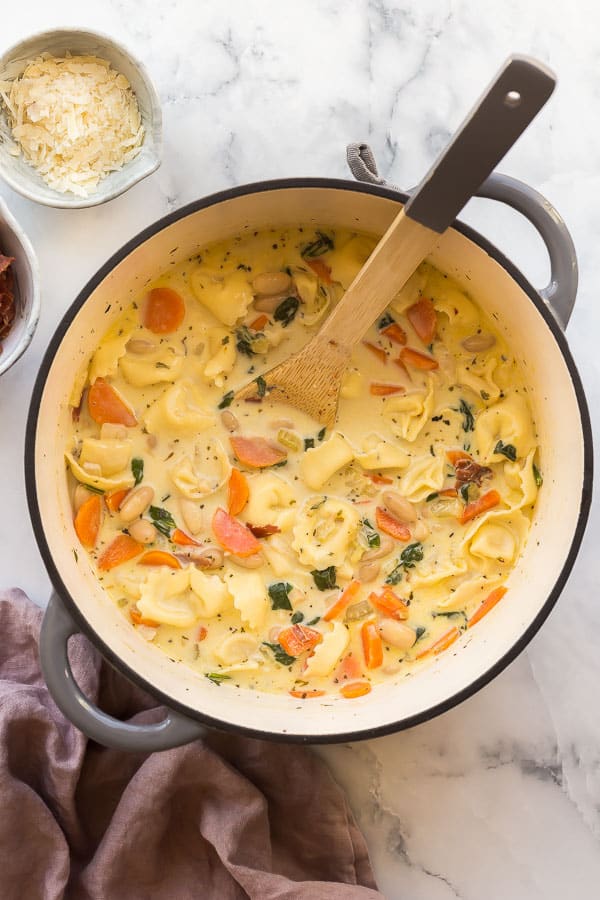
218;390;234;409
274;296;299;327
255;375;267;398
311;566;337;591
494;440;517;462
268;581;293;611
304;437;315;451
205;673;231;686
385;563;403;585
414;626;427;642
533;461;543;487
262;642;296;667
301;231;334;258
149;505;176;537
317;427;326;442
400;542;424;569
306;616;321;626
378;311;395;330
386;542;424;584
360;518;380;549
291;610;304;624
425;492;439;502
458;398;475;432
236;325;263;357
131;457;144;486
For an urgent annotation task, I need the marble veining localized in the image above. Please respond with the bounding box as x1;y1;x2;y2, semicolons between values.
1;1;599;897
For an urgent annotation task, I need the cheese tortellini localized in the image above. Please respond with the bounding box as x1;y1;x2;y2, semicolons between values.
384;379;434;443
300;432;354;490
144;379;215;435
191;269;254;327
292;496;360;569
474;395;536;464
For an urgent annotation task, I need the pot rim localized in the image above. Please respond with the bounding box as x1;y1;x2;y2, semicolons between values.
25;177;594;743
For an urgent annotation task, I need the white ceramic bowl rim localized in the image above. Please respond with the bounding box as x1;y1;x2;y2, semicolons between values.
0;196;40;375
25;178;594;743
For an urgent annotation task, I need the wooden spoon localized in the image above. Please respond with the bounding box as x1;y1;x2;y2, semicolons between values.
236;55;555;425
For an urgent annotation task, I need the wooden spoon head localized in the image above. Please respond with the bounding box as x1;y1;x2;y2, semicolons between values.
234;334;351;427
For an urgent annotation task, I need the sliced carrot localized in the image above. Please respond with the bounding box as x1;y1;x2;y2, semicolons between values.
305;257;333;284
367;473;393;485
340;681;372;699
335;653;363;683
407;296;437;343
439;488;458;498
459;489;500;524
230;435;287;469
363;341;387;365
74;494;102;549
142;287;185;334
139;550;181;569
88;378;137;427
369;383;405;396
196;625;208;642
361;621;384;669
289;689;326;699
368;587;409;621
323;580;361;622
416;625;460;660
375;506;411;542
171;528;201;547
105;488;129;513
98;534;143;571
212;508;261;557
228;468;250;516
278;624;322;657
399;347;439;370
467;586;508;628
381;322;407;345
446;449;472;466
130;608;161;627
249;313;269;331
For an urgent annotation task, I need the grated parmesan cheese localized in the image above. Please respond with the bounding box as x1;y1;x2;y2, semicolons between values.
0;53;145;197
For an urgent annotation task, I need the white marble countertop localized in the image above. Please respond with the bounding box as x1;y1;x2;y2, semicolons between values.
2;2;599;897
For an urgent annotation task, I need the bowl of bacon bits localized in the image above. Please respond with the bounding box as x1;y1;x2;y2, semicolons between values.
0;197;39;376
0;28;162;207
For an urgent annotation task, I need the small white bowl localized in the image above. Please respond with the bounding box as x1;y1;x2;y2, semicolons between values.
0;196;39;375
0;28;162;208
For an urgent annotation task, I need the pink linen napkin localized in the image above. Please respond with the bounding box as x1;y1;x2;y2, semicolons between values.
0;588;382;900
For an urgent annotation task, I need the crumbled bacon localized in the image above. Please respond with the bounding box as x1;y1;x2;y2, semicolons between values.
454;457;493;488
246;523;281;538
0;254;16;347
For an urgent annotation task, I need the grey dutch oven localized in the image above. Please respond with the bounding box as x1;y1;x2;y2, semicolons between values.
26;149;592;751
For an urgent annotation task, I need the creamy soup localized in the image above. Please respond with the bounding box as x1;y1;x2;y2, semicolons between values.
66;227;541;699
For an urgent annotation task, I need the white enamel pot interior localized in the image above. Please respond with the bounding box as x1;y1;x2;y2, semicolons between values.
27;180;592;743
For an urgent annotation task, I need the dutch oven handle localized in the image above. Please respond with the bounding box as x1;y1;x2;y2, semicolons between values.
346;142;578;329
40;592;207;751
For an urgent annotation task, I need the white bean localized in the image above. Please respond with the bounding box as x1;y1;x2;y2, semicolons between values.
382;491;417;523
378;620;416;651
461;333;496;352
73;484;92;512
220;410;239;432
119;485;154;523
179;498;203;535
357;560;380;583
126;338;156;354
361;535;395;561
175;545;224;569
128;519;157;544
252;271;292;296
253;292;289;313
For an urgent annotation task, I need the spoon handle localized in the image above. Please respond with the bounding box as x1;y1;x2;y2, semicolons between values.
319;55;555;350
405;55;556;233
